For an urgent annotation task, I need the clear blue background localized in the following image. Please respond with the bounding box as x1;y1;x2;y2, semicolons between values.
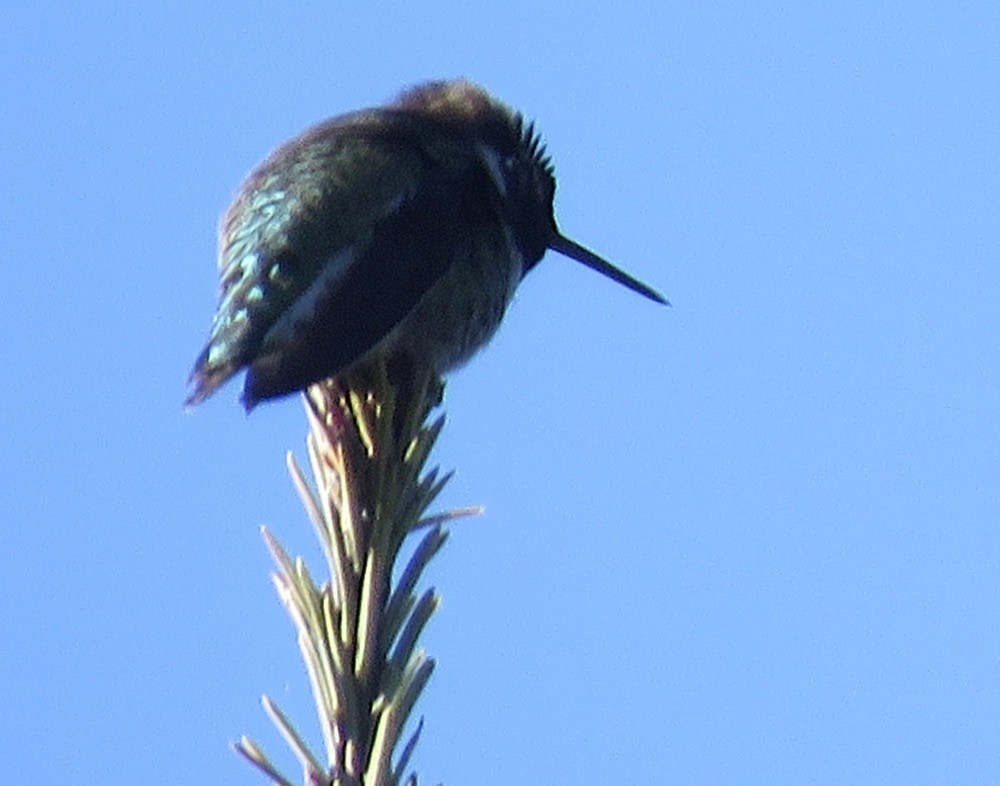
3;3;998;783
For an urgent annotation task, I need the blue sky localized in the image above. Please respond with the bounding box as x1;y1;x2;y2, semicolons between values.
3;3;999;783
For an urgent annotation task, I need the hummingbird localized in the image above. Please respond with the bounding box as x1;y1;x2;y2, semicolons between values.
186;80;667;411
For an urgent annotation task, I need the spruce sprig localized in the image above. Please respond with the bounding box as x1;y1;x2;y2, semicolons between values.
236;363;477;785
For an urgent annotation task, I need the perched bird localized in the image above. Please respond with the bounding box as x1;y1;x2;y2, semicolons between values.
186;80;667;411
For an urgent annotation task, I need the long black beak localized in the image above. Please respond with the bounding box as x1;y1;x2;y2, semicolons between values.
549;233;669;305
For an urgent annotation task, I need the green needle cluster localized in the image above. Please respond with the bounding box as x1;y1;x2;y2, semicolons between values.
235;363;477;786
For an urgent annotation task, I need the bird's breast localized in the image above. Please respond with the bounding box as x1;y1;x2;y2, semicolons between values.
386;221;523;373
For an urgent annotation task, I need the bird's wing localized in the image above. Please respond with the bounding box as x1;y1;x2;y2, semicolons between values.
187;112;500;408
186;115;434;406
241;152;496;407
